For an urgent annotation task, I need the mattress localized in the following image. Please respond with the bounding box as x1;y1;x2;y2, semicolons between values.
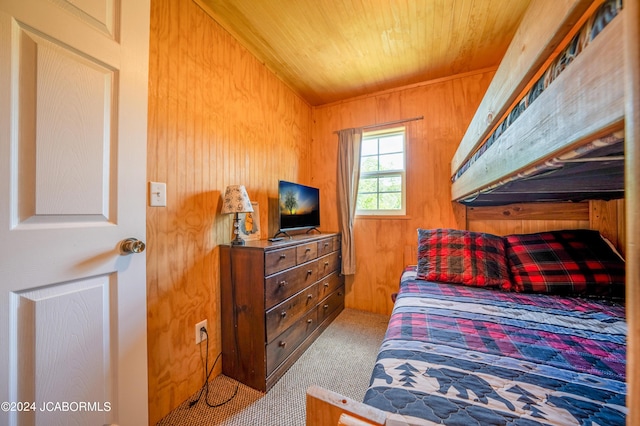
363;267;626;425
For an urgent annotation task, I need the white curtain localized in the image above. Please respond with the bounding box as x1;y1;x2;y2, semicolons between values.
337;128;363;275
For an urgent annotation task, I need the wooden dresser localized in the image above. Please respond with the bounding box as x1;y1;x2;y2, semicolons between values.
220;233;344;391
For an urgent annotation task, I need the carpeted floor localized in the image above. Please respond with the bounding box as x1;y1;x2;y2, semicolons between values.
157;308;390;426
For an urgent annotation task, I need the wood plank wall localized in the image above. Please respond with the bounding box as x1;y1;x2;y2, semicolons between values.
311;71;495;315
146;0;312;422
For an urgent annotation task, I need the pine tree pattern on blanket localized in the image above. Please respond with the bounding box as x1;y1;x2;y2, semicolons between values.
363;267;626;425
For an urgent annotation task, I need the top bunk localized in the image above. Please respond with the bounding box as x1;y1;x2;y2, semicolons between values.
451;0;624;206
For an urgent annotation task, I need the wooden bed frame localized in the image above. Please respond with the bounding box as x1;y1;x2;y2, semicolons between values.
305;0;640;424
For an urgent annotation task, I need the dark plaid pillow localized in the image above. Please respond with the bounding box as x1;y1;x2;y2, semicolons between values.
416;228;511;290
504;229;625;297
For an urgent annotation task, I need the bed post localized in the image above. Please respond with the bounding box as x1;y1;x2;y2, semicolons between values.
624;0;640;424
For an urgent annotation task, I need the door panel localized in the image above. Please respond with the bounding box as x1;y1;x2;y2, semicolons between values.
0;0;150;425
11;275;116;425
55;0;117;37
17;24;116;220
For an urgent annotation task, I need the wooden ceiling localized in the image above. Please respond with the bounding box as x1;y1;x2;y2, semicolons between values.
195;0;531;106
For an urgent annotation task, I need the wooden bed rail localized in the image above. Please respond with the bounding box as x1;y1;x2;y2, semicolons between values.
306;386;386;426
306;385;414;426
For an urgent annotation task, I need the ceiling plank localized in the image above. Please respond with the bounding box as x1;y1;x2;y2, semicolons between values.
196;0;531;106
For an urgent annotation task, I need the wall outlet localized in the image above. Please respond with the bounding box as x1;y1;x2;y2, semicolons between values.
195;319;208;344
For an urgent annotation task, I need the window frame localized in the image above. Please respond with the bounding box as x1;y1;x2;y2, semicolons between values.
356;127;407;216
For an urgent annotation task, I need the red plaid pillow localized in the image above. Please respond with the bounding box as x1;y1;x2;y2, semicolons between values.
416;229;511;290
505;229;625;297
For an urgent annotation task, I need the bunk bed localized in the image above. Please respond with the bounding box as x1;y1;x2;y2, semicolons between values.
451;0;624;206
306;0;639;424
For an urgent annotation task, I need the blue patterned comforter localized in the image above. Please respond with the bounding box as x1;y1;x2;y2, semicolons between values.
363;268;626;425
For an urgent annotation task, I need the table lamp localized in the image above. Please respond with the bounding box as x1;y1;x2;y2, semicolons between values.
221;185;254;245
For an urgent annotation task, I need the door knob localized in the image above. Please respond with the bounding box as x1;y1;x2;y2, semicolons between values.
120;238;146;255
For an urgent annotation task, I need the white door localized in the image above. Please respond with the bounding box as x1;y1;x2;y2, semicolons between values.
0;0;150;425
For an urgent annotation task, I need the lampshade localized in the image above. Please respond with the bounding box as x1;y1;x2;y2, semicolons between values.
221;185;254;214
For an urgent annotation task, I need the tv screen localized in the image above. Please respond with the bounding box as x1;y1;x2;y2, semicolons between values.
278;180;320;231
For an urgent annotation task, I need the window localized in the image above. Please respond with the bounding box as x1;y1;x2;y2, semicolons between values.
357;127;406;215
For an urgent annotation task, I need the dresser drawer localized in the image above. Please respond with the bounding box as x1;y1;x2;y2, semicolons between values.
266;284;319;343
296;242;317;264
317;272;343;300
316;238;334;257
265;247;297;276
317;251;340;279
266;309;317;376
264;247;296;275
265;263;318;309
318;285;345;324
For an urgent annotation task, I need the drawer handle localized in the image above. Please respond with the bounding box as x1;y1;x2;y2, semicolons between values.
324;261;329;266
324;242;329;247
307;269;313;275
281;311;287;318
338;292;343;296
307;319;313;324
323;282;329;287
307;294;313;299
279;280;287;287
279;341;287;348
324;304;329;309
305;248;311;252
279;254;287;259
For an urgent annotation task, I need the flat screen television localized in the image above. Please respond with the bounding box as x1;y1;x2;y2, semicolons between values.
276;180;320;236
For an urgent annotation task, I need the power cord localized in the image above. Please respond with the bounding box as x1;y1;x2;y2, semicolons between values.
188;327;239;408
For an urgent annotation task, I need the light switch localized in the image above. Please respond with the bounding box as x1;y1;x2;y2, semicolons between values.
149;182;167;207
